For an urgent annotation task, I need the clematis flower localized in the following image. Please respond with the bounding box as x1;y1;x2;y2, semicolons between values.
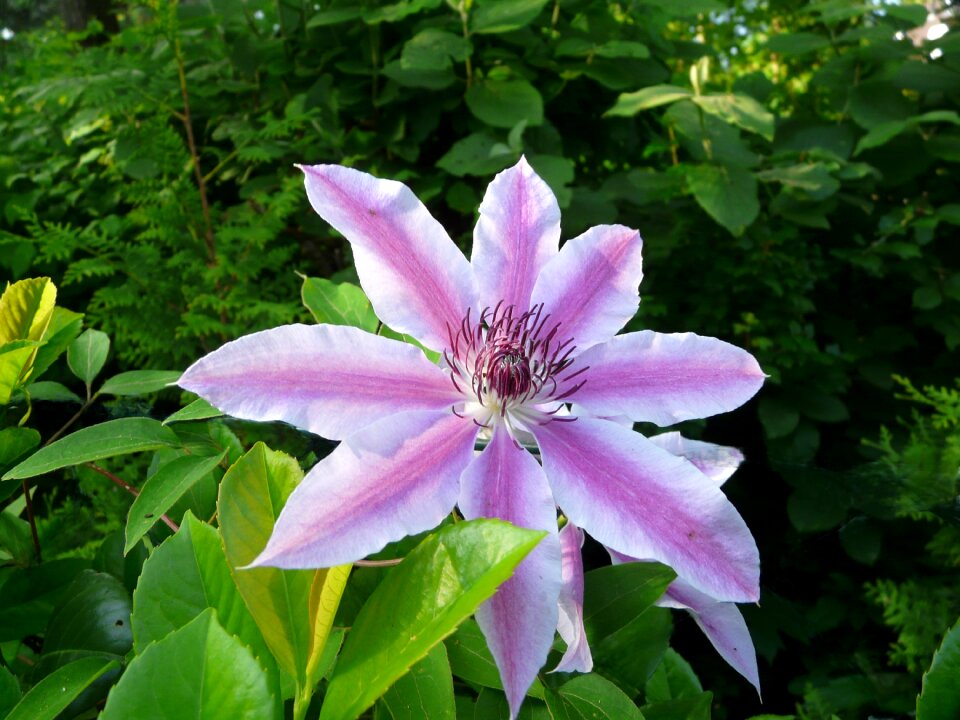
178;158;765;718
552;434;760;693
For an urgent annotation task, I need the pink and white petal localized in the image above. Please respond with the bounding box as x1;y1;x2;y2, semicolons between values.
472;157;560;313
553;523;593;673
533;418;759;603
661;580;760;696
459;429;561;717
573;331;765;426
251;410;477;568
648;432;744;486
529;225;643;354
300;164;477;351
179;324;460;441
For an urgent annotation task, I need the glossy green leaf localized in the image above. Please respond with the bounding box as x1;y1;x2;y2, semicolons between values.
320;519;545;720
465;79;543;128
163;398;223;424
694;94;774;141
605;85;692;116
100;370;181;396
102;609;275;720
645;649;703;702
445;619;544;699
301;275;377;330
131;512;273;670
4;656;117;720
125;451;225;554
381;643;455;720
26;381;82;403
583;562;676;641
687;163;759;236
219;443;350;688
544;674;645;720
0;277;56;345
2;417;181;481
917;617;960;720
471;0;548;34
0;665;19;717
67;328;110;388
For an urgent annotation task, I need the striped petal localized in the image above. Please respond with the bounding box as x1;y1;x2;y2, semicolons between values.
648;432;744;486
458;429;561;718
534;418;759;603
300;164;478;351
252;410;477;568
472;157;560;313
529;225;643;354
573;331;765;426
179;324;460;441
553;523;592;673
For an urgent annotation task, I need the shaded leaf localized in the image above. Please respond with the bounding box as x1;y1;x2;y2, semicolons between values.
917;617;960;720
605;85;692;116
544;674;645;720
4;656;116;720
100;370;181;396
687;164;759;236
471;0;549;34
67;328;110;388
381;643;455;720
466;79;543;128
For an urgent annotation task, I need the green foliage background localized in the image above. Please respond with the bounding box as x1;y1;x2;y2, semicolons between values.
1;0;959;718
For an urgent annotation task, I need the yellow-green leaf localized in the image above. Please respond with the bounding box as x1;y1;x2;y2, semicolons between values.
0;277;57;345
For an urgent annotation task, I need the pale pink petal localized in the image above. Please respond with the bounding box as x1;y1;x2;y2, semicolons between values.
179;324;460;441
472;157;560;313
251;410;477;568
300;164;478;351
552;523;593;673
529;225;643;353
648;432;744;486
573;331;765;426
661;580;761;697
458;429;561;717
533;418;759;603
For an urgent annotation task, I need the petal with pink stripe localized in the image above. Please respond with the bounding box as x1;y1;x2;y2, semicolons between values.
534;417;759;603
300;164;478;351
472;157;560;313
458;429;561;718
251;410;477;568
573;331;765;426
529;225;643;354
179;324;460;441
648;432;744;486
553;522;593;673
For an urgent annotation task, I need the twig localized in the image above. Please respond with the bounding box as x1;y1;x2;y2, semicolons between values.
355;558;403;567
86;463;179;533
21;481;41;562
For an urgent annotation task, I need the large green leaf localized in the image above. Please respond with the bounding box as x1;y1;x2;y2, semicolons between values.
4;656;117;720
465;79;543;128
544;674;645;720
583;562;675;641
219;443;350;689
0;277;56;346
591;608;673;697
605;85;693;116
67;328;110;389
380;643;455;719
100;370;182;396
917;617;960;720
470;0;549;34
2;418;181;481
125;451;225;554
645;649;703;702
319;519;545;720
687;163;759;236
693;94;775;141
101;609;276;720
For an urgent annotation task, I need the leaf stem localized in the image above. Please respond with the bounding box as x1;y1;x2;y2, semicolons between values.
21;480;41;562
86;463;179;532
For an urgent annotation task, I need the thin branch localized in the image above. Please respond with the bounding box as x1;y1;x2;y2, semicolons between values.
21;481;41;562
86;463;179;533
355;558;403;567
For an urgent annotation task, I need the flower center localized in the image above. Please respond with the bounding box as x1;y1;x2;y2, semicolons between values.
445;302;587;431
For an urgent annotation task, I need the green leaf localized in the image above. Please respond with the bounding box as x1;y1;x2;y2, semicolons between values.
0;277;56;345
641;691;713;720
756;163;839;199
645;649;703;702
686;164;759;236
219;443;349;688
913;286;943;311
917;617;960;720
544;674;645;720
758;397;800;439
381;643;456;719
319;519;545;720
693;94;775;141
839;517;881;566
605;85;693;117
163;398;224;424
306;6;362;27
437;134;517;177
0;559;90;641
100;370;181;396
30;307;83;381
445;619;545;699
27;381;83;403
125;451;225;554
470;0;549;34
592;608;672;697
0;427;40;474
595;41;650;59
101;609;275;720
0;666;19;718
583;562;676;641
766;32;830;55
301;276;378;330
4;656;117;720
466;79;543;129
0;343;36;405
67;328;110;388
0;509;33;566
2;418;181;481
